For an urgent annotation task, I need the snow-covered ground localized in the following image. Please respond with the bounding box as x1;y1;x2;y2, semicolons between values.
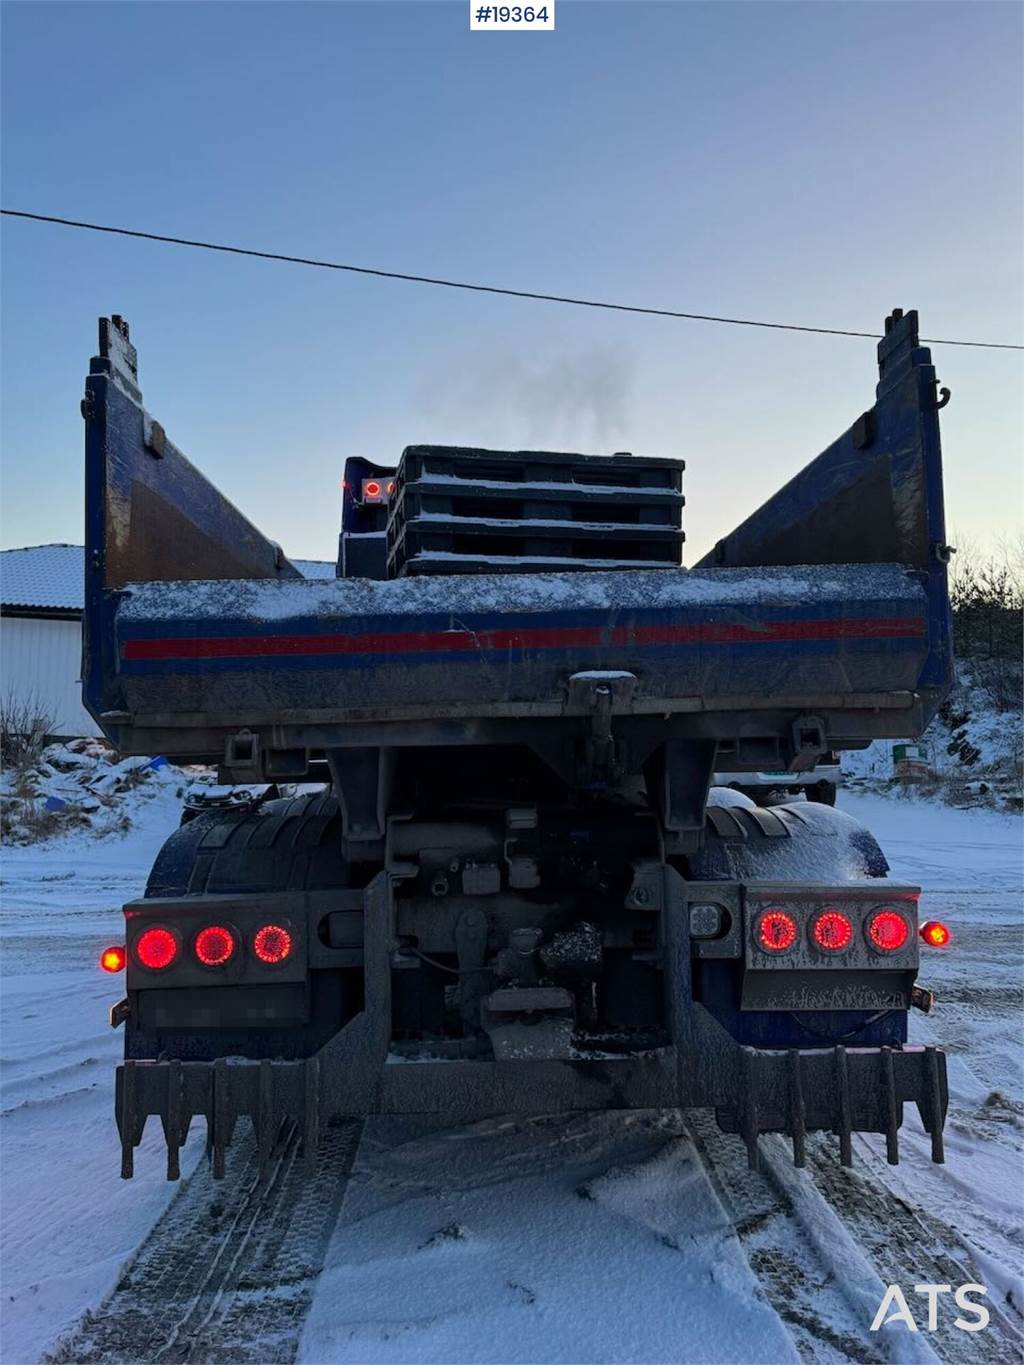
0;785;206;1365
1;787;1021;1365
840;793;1024;1311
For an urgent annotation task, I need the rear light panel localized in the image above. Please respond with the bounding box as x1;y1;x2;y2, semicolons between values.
123;900;305;988
361;477;395;503
746;887;920;969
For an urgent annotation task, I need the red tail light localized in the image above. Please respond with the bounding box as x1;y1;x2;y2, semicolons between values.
195;925;236;967
757;909;798;952
868;909;910;952
100;945;126;973
135;927;179;970
812;909;853;952
921;920;951;948
253;923;293;964
361;477;394;502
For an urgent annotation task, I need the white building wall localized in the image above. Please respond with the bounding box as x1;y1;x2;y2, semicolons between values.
0;615;102;738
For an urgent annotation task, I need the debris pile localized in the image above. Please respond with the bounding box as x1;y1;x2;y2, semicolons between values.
0;738;201;843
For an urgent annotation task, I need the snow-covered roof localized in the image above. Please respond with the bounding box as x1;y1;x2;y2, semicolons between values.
1;544;85;613
291;558;336;579
0;545;335;613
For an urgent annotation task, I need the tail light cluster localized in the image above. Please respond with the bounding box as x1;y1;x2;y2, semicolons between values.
755;904;936;956
102;921;295;974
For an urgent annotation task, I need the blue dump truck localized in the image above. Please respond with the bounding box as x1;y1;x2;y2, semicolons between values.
86;309;954;1181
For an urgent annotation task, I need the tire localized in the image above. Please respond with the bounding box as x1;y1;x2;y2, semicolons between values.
810;781;838;806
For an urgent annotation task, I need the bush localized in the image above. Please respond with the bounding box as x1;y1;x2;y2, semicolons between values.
0;690;56;770
970;656;1024;715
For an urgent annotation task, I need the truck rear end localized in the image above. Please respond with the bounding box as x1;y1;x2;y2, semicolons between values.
83;308;954;1180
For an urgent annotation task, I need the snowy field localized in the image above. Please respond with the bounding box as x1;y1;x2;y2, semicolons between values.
1;787;1021;1365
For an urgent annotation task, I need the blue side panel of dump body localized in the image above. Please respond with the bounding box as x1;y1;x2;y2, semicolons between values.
82;309;953;761
111;565;929;716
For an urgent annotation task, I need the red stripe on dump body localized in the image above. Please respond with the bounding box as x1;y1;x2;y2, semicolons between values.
121;617;927;663
621;618;926;645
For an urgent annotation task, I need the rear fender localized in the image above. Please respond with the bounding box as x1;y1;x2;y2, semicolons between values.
691;800;889;882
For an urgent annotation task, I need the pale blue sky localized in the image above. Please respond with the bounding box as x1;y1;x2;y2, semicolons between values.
2;0;1021;564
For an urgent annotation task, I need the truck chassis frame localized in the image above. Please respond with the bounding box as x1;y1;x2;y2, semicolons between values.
117;866;947;1180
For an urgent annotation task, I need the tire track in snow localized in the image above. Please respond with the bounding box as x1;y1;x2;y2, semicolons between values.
804;1140;1024;1365
688;1110;938;1365
47;1119;362;1365
694;1104;1023;1365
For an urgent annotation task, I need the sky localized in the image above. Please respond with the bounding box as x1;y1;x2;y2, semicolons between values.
2;0;1021;567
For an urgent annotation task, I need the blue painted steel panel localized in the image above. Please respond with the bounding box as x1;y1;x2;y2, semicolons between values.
105;564;929;721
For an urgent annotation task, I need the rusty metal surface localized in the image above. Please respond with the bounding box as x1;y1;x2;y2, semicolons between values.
84;316;300;593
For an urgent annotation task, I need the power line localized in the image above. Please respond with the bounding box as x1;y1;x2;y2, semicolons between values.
2;207;1021;352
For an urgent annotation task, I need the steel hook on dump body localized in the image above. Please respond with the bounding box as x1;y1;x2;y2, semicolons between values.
933;385;951;410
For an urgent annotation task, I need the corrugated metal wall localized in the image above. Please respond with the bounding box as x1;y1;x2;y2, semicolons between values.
0;616;102;738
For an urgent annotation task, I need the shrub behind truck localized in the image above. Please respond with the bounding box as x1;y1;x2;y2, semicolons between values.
85;308;954;1181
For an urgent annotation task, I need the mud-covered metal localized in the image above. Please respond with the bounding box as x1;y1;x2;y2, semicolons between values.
114;867;948;1180
697;308;954;694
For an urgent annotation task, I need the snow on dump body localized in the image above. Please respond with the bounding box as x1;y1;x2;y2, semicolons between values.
121;563;923;625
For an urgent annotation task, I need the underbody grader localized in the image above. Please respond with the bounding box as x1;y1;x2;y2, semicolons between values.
85;309;954;1181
